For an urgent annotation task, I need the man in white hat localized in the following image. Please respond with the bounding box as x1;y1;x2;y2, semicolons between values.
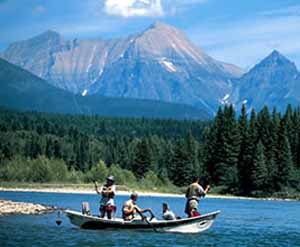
94;175;116;219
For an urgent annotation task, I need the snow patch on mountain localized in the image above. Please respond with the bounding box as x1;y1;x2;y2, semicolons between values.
91;69;104;85
159;58;176;72
86;45;97;73
220;94;230;105
82;89;88;96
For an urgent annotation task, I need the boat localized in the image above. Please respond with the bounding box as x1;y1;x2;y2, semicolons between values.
65;210;221;233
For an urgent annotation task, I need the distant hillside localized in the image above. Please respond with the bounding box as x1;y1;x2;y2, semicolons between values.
0;58;210;119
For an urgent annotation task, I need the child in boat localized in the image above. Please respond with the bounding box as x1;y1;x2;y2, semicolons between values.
162;203;176;220
94;175;116;219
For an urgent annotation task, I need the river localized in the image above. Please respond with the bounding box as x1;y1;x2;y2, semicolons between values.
0;191;299;247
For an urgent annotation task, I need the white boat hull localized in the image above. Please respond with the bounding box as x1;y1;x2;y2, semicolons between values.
65;210;220;234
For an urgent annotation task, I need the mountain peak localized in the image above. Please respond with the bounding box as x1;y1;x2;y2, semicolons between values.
147;21;178;32
38;30;61;39
270;49;281;57
247;50;298;75
263;50;293;65
150;21;169;27
26;30;63;45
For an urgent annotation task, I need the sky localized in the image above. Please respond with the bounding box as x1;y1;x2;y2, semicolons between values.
0;0;300;69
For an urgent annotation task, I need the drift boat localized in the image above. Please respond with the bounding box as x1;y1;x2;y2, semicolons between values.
65;210;220;233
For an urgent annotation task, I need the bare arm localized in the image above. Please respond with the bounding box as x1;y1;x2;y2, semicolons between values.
138;207;152;214
94;181;101;194
204;184;210;194
197;184;209;197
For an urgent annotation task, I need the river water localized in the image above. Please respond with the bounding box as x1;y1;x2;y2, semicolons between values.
0;191;299;247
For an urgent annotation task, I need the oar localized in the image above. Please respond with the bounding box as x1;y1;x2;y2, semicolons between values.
135;208;158;233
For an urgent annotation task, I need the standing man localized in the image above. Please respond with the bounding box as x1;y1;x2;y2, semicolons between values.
94;175;116;219
185;176;210;217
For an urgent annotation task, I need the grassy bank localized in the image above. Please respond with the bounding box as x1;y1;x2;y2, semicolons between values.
0;182;182;195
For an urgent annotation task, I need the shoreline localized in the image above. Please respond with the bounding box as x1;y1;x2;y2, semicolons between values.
0;187;297;202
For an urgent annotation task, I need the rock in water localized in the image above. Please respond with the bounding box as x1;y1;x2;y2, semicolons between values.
0;200;55;216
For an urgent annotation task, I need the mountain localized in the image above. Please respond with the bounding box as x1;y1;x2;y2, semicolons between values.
1;22;244;114
232;50;300;112
0;57;210;119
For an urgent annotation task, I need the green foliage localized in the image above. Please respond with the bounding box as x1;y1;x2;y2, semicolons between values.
251;141;268;193
108;164;136;185
0;155;69;182
132;138;153;178
0;106;299;198
84;160;108;183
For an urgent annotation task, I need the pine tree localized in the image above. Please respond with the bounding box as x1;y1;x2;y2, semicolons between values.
132;138;153;179
169;139;193;186
257;106;276;191
275;122;293;190
238;104;253;194
204;107;226;185
219;105;240;192
185;131;200;176
251;141;268;193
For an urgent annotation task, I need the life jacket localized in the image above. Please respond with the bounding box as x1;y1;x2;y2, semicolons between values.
102;184;115;199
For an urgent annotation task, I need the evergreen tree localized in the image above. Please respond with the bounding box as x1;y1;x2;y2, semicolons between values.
238;104;253;194
185;131;200;176
169;139;193;186
132;138;153;178
256;106;276;191
251;141;268;193
204;107;226;185
219;105;240;192
275;122;293;190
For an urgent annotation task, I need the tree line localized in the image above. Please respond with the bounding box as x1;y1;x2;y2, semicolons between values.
0;105;299;198
204;104;300;197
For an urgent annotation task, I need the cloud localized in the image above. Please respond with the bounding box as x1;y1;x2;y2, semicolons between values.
103;0;207;17
104;0;164;17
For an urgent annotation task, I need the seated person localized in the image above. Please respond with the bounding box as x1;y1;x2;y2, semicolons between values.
162;202;176;220
122;192;154;221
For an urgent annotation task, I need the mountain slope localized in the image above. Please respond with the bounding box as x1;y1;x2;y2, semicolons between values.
0;58;210;119
89;22;243;113
233;50;300;111
1;22;244;114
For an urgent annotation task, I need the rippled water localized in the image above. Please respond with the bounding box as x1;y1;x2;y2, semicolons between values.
0;191;299;247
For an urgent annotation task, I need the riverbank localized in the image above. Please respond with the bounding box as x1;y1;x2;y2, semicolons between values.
0;183;298;201
0;185;183;198
0;199;54;216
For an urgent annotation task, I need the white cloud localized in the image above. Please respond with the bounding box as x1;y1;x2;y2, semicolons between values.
104;0;164;17
103;0;207;17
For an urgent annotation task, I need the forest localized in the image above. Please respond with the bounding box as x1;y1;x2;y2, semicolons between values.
0;105;299;198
